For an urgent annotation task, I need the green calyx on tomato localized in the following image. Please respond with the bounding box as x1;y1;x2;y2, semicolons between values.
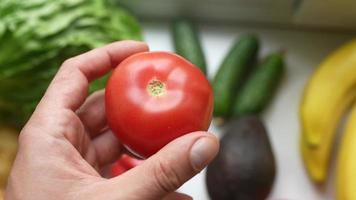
147;79;166;97
105;51;213;158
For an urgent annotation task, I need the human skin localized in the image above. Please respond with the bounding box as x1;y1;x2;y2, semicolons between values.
4;41;219;200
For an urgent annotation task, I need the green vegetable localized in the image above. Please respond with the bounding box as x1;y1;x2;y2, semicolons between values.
172;18;207;74
213;35;259;118
0;0;142;127
232;53;284;117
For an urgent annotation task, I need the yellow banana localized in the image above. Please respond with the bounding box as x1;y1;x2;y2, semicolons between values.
300;39;356;183
336;104;356;200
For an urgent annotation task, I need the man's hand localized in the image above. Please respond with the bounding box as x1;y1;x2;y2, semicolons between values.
5;41;219;200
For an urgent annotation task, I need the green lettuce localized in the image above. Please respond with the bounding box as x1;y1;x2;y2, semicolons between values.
0;0;142;126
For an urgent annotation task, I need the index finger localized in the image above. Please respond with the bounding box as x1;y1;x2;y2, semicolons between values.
39;40;148;111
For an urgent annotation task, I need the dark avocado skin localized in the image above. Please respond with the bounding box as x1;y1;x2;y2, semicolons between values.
206;116;276;200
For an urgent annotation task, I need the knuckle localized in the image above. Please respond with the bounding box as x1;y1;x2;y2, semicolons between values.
18;130;30;147
60;57;82;76
57;110;84;137
17;126;44;151
153;158;182;193
62;57;77;68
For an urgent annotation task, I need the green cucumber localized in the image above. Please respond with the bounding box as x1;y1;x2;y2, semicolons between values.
172;18;207;74
232;53;284;117
213;35;259;117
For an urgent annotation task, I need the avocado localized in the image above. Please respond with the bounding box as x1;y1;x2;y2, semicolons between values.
206;116;276;200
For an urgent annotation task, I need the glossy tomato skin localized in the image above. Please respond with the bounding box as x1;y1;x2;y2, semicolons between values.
106;52;213;158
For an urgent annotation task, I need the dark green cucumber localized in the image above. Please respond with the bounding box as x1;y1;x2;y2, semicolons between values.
172;18;207;74
232;53;284;117
213;35;259;117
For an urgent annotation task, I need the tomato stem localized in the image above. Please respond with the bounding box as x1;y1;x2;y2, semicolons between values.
147;79;166;97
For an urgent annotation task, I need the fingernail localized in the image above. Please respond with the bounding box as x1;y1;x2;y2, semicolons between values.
190;137;219;171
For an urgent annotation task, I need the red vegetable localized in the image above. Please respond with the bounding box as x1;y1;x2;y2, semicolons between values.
106;52;213;158
110;154;144;177
110;163;126;177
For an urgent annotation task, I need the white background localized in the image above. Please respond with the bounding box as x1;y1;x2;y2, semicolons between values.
143;22;354;200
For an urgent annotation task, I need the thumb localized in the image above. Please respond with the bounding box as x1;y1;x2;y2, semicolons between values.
106;131;219;200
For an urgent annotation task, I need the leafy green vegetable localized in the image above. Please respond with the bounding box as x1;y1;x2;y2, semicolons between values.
0;0;142;127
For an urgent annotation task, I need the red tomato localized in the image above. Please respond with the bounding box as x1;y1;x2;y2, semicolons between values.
118;154;144;169
106;52;213;158
110;154;144;177
110;163;126;177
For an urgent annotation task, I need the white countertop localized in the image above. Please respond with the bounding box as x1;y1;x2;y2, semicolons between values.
143;22;354;200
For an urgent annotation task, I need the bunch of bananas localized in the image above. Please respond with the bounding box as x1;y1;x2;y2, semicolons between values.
300;39;356;199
